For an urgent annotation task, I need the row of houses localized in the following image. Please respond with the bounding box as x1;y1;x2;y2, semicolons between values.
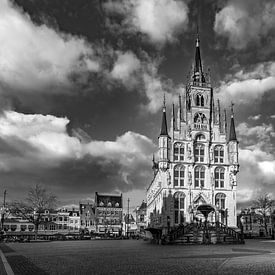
238;208;275;238
1;193;148;238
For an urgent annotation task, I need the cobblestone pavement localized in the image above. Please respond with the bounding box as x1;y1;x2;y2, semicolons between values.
1;239;275;275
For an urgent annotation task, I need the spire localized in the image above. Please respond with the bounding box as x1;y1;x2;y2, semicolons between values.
178;94;182;121
160;94;168;136
229;102;237;141
224;109;227;134
193;28;205;83
171;103;175;130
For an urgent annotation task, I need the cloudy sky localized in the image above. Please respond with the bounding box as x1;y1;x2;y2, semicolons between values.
0;0;274;210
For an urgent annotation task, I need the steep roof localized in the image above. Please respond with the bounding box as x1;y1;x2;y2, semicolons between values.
160;107;168;136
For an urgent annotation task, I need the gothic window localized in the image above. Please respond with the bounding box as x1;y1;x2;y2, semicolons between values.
215;193;226;209
174;165;185;187
194;113;207;124
214;145;224;163
174;143;184;161
194;166;205;188
214;167;225;188
174;192;185;224
196;93;204;107
194;113;207;130
194;143;205;162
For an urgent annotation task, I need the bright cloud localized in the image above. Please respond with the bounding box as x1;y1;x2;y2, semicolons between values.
236;121;275;203
258;161;275;177
104;0;189;44
0;0;99;95
110;51;141;88
0;110;156;189
217;61;275;105
214;0;275;49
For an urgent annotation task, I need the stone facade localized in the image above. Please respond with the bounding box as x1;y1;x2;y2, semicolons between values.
146;35;239;231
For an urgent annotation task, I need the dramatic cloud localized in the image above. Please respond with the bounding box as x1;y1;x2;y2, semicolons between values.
214;0;275;49
109;51;179;113
217;61;275;105
110;51;141;88
236;122;275;204
0;111;156;201
0;0;99;96
236;122;275;151
104;0;189;44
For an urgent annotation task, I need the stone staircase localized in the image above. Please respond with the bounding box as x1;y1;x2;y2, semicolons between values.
163;221;244;245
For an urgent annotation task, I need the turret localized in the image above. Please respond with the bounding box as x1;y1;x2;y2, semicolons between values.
158;96;170;171
177;95;182;130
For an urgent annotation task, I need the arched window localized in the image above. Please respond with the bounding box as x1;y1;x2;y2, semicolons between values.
194;113;207;124
194;166;205;188
194;143;205;162
215;193;226;209
174;165;185;187
215;167;225;188
214;145;224;163
196;93;204;107
194;113;207;130
174;143;184;161
174;192;185;224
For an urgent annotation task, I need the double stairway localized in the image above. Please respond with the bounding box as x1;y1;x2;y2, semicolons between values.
162;221;244;245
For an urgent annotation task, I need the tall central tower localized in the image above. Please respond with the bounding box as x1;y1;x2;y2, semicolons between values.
146;33;239;230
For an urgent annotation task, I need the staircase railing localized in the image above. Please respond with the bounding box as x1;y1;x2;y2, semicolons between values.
168;223;196;242
165;221;243;244
215;221;243;242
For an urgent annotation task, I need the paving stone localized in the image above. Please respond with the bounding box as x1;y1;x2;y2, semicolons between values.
2;239;275;275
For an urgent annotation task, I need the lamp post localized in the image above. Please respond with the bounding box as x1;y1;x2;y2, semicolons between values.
240;215;245;244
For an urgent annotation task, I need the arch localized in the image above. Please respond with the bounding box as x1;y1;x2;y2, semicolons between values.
174;165;185;187
174;142;184;161
214;145;224;163
195;133;206;141
194;166;205;188
214;167;225;188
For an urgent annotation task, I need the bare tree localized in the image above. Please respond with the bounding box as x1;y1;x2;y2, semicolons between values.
10;184;57;239
252;194;274;236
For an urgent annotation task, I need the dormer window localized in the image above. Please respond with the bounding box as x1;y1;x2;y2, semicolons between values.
107;202;112;207
115;202;119;207
99;201;104;207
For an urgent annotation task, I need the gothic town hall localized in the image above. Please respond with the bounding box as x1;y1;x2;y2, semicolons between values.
146;34;240;234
